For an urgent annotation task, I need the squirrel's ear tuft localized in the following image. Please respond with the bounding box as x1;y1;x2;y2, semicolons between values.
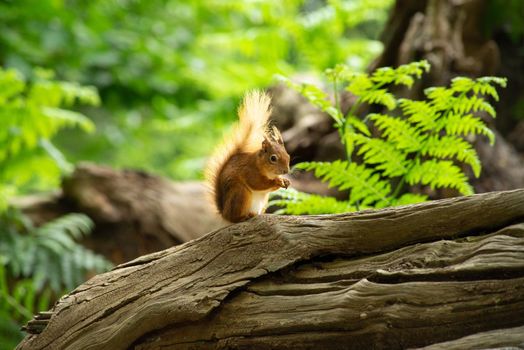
271;125;284;145
262;137;271;152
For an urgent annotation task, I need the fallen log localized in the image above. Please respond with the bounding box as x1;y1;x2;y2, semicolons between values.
17;189;524;349
16;163;225;263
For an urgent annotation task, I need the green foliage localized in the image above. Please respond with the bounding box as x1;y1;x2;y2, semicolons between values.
1;209;111;293
485;0;524;42
273;61;506;214
271;188;356;215
0;0;393;180
0;209;112;346
297;161;392;207
0;65;106;345
0;67;99;210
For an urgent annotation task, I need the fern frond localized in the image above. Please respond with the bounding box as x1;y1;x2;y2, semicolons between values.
354;134;409;177
325;64;349;82
451;76;507;101
36;213;94;242
439;113;495;145
452;95;496;117
450;77;476;94
297;160;392;206
391;193;429;206
421;135;481;177
1;209;112;297
269;189;355;215
276;61;504;216
42;107;95;133
370;60;429;88
29;213;110;291
394;60;430;78
405;159;473;195
62;246;111;290
360;88;396;110
425;87;454;111
399;99;440;131
346;115;370;136
342;129;356;157
475;76;507;95
346;73;373;95
370;113;425;152
346;72;397;109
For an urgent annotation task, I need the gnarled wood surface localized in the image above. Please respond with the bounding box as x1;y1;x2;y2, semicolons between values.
17;189;524;350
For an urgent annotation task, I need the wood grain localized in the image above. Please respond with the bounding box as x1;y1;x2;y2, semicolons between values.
17;189;524;350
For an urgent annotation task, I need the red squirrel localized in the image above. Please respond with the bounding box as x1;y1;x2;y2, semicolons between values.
205;91;290;223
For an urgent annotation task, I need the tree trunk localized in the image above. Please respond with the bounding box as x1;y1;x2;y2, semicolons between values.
17;189;524;349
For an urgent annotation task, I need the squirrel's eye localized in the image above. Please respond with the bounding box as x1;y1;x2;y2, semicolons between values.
270;154;278;163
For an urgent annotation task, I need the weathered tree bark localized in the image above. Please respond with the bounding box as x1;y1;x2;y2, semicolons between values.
17;189;524;350
372;0;501;80
417;325;524;350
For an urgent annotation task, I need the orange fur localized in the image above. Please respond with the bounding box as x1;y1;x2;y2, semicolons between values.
204;90;290;223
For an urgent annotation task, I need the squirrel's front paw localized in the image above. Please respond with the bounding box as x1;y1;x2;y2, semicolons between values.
279;178;290;189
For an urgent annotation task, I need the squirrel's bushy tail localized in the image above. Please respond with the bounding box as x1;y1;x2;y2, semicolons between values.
205;90;272;211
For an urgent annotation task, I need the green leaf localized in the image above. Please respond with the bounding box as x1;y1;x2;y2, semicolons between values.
392;193;429;206
354;134;409;177
347;115;370;136
346;73;373;95
440;113;495;145
406;159;473;195
421;135;482;177
370;60;429;88
399;99;440;131
42;107;95;133
370;113;425;152
451;76;507;101
425;86;455;111
297;160;392;206
270;188;356;215
452;95;496;118
360;88;396;110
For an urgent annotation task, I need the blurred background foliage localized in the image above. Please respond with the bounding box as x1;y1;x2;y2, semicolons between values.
0;0;392;181
0;65;108;349
0;1;392;346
